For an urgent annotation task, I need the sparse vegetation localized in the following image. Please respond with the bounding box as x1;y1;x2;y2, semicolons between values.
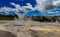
24;16;60;22
0;14;16;20
0;14;60;23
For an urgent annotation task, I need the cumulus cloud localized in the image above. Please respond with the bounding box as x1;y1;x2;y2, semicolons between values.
0;0;60;15
0;2;35;15
52;0;60;7
0;0;50;13
35;0;52;12
35;0;46;12
0;2;36;19
10;3;35;13
0;7;13;14
36;0;60;11
21;3;35;13
0;0;54;14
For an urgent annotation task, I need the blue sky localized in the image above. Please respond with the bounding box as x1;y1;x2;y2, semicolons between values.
0;0;60;16
0;0;36;7
0;0;37;16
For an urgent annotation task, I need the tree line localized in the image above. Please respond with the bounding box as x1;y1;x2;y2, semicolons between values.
0;14;17;20
0;14;60;23
24;16;60;22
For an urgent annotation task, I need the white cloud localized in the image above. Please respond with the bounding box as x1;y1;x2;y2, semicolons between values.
0;0;50;13
0;0;53;14
0;2;36;19
0;7;13;14
35;0;60;11
52;0;60;7
10;3;35;13
0;2;35;15
35;0;47;12
0;0;60;14
22;3;35;12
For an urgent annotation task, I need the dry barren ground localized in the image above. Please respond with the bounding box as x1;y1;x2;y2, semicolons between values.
0;20;60;37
